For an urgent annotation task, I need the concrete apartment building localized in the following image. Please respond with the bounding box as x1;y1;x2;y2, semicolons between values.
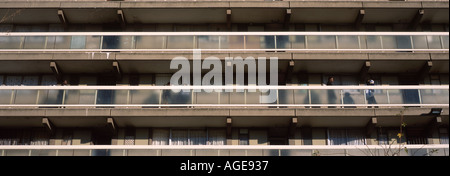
0;0;448;156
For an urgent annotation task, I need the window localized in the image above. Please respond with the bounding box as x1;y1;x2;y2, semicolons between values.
61;129;73;145
239;129;249;145
378;128;406;145
152;129;169;145
30;128;49;145
152;128;224;146
124;129;135;145
406;128;428;145
439;128;449;144
328;129;366;145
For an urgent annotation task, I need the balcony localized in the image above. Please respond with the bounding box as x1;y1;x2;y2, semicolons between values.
0;85;447;108
0;32;448;53
0;145;448;156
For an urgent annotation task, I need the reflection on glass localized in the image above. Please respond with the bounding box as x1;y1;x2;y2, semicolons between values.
396;36;412;49
24;36;46;49
198;36;220;49
130;90;160;105
420;89;449;104
307;35;336;49
291;36;305;49
0;90;12;104
222;36;244;49
276;36;290;49
14;90;38;104
366;36;382;49
427;36;442;49
167;36;194;49
382;36;397;49
412;36;428;49
135;36;165;49
195;90;219;104
53;36;71;49
337;36;359;49
442;36;449;49
102;36;120;49
70;36;86;49
37;90;62;105
246;36;275;49
0;36;23;49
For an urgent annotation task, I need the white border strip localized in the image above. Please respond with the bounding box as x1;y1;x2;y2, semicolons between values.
0;144;447;150
0;49;447;52
0;104;447;107
0;85;447;90
0;32;448;36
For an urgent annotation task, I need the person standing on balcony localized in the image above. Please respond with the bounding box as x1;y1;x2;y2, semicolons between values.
365;79;378;108
327;76;337;108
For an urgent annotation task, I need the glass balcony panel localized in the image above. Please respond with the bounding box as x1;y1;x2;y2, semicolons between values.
168;90;192;104
198;36;220;49
230;91;245;104
337;36;359;49
102;36;133;49
97;90;114;105
63;90;95;105
195;90;220;104
307;35;336;49
396;36;413;49
278;89;294;105
167;36;194;49
86;36;101;49
135;36;165;49
342;90;365;107
291;35;305;49
294;89;310;105
412;36;428;49
0;90;12;104
14;90;38;104
113;90;129;104
276;35;291;49
37;90;63;105
53;36;71;49
246;36;275;49
24;36;46;49
130;90;160;105
427;36;442;49
221;35;244;49
366;36;382;49
442;36;449;49
381;36;397;49
0;36;23;49
310;89;340;105
420;89;449;104
70;36;86;49
388;89;421;104
246;90;262;104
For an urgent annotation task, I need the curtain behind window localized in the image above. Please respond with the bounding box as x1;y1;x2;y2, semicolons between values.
171;130;188;145
329;129;366;145
152;129;169;145
208;129;226;145
189;130;207;145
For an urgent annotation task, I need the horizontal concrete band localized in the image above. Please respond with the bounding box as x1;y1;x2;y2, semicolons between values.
0;1;448;9
0;107;447;117
0;52;447;61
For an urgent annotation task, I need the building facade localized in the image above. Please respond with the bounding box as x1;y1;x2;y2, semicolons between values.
0;0;448;156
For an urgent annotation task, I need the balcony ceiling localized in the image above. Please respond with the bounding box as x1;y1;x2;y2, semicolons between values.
0;7;447;25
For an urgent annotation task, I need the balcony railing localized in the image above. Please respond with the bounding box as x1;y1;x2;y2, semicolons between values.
0;32;448;53
0;85;447;108
0;145;448;156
